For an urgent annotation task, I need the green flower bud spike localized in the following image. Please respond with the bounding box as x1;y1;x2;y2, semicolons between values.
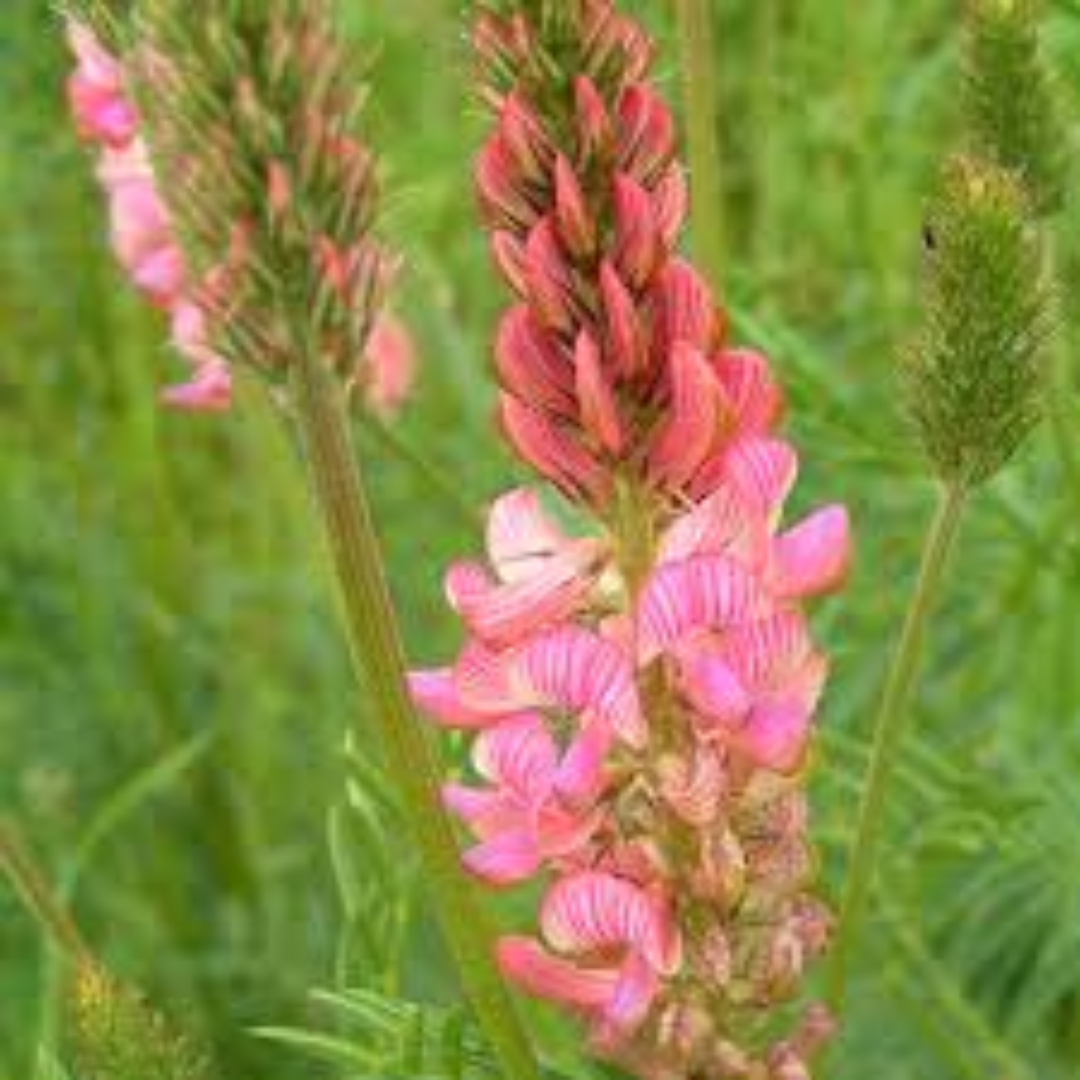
829;155;1055;1014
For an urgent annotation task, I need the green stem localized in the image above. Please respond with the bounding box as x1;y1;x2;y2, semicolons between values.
827;480;968;1012
673;0;726;289
290;350;538;1080
0;819;92;965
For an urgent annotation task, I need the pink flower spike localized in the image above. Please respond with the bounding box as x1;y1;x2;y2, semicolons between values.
637;555;769;663
575;331;625;455
647;343;725;491
770;505;852;599
160;361;232;413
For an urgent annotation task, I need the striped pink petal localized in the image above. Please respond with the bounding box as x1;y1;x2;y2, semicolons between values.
770;505;852;599
606;951;661;1031
648;343;725;491
553;715;614;806
542;871;681;975
721;611;815;688
473;714;558;796
511;628;644;747
637;555;769;662
658;483;763;565
722;437;799;521
498;936;619;1009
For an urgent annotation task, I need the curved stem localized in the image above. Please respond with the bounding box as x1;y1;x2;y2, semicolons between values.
290;350;538;1080
827;480;968;1013
673;0;726;290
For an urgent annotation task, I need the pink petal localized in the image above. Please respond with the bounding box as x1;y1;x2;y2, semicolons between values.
575;76;614;161
444;552;593;647
678;647;752;729
362;314;416;418
658;745;725;826
554;154;595;257
648;343;725;491
651;165;688;250
523;217;578;334
408;667;506;729
542;872;680;974
575;331;625;455
463;829;543;885
553;715;614;806
500;395;607;502
658;483;761;565
612;173;660;289
714;349;784;436
737;701;813;774
475;131;536;231
512;628;644;748
771;505;852;599
724;437;799;521
500;92;553;181
651;259;720;357
721;611;815;688
498;937;618;1009
473;714;558;795
617;85;676;184
600;260;649;379
485;487;576;583
637;555;770;663
130;244;187;307
491;231;529;295
606;951;660;1031
494;306;575;418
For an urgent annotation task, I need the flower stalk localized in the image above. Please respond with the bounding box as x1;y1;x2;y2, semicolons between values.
827;480;967;1011
290;344;539;1080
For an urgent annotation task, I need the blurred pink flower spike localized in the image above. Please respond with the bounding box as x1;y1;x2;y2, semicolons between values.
66;21;138;147
160;361;233;413
361;315;417;418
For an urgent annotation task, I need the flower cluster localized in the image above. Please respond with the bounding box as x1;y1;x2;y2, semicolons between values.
64;17;415;416
410;3;851;1077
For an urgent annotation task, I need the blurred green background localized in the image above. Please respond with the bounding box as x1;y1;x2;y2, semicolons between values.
2;1;1080;1077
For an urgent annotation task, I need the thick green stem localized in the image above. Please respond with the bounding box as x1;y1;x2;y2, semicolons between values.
673;0;726;290
827;481;968;1012
0;819;92;965
290;351;538;1080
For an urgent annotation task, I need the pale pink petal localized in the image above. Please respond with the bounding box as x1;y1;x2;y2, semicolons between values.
444;547;595;646
723;437;799;521
498;937;619;1009
770;505;852;599
678;647;752;729
606;951;660;1031
130;244;187;307
648;343;725;491
658;483;761;565
442;782;509;829
486;488;576;583
658;745;725;826
721;611;815;688
737;701;813;774
637;555;770;662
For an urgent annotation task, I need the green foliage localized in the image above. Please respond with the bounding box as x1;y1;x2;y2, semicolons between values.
901;156;1054;486
964;0;1069;216
67;965;210;1080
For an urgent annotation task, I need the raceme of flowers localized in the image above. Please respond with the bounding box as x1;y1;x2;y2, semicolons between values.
410;2;851;1077
64;18;415;417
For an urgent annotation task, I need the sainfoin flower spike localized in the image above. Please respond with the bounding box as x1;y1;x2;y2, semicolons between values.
63;16;417;416
410;2;851;1076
